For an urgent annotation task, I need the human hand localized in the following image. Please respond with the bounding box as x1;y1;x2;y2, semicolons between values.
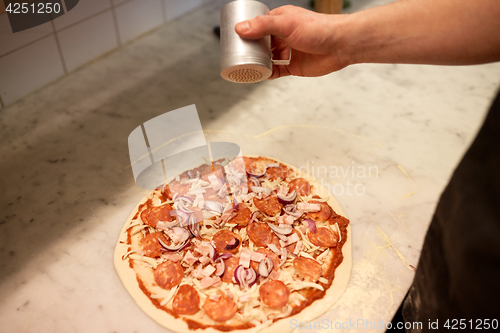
235;5;349;79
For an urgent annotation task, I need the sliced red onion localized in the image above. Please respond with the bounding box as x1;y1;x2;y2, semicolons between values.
204;201;224;215
248;177;260;187
217;253;233;260
302;218;317;233
176;200;193;214
176;210;190;227
188;220;201;238
187;170;198;179
232;197;239;210
234;265;246;287
258;258;273;277
227;163;245;179
159;237;190;252
207;243;217;261
214;258;225;276
283;204;303;218
172;226;191;243
249;211;261;223
246;267;257;287
177;239;191;252
247;170;266;178
277;190;297;205
156;220;179;229
279;247;288;266
234;265;257;288
275;233;288;242
250;186;272;195
224;237;240;250
226;174;241;187
267;223;293;235
175;196;194;204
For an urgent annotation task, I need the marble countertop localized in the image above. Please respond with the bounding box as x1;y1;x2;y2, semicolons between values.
1;0;500;332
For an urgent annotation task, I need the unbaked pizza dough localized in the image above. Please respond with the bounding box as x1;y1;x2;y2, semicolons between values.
114;156;352;333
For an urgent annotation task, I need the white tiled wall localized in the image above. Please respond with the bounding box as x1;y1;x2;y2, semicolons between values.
164;0;204;21
0;35;65;105
0;15;53;56
116;0;163;43
58;10;118;71
54;0;112;30
0;0;209;108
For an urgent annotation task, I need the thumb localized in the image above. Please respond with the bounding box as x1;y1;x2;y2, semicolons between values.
235;15;293;40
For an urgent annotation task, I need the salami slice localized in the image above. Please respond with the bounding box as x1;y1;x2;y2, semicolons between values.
253;195;283;216
330;215;349;228
212;230;242;254
288;178;311;196
259;280;290;308
142;204;173;228
221;256;240;283
154;261;184;289
247;222;280;248
230;203;252;225
305;201;332;222
140;232;169;258
172;284;200;315
203;290;238;322
266;165;289;181
293;257;322;283
243;156;258;172
307;227;338;247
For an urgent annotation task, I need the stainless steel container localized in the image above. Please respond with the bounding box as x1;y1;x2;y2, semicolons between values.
220;0;273;83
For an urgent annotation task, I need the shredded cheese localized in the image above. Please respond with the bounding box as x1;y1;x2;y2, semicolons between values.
159;285;178;306
316;248;330;262
128;253;159;269
288;281;324;292
318;277;329;284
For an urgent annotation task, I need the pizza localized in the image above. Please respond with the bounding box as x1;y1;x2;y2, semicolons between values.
114;156;352;332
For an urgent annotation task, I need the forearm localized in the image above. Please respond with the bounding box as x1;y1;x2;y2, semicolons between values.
338;0;500;66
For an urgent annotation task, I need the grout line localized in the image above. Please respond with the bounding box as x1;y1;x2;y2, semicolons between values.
160;0;167;23
60;0;68;13
53;7;112;33
0;6;113;59
110;0;123;46
114;0;135;9
50;20;68;74
0;32;52;59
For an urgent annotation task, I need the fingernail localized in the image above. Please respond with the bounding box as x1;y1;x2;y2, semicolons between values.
238;21;250;33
